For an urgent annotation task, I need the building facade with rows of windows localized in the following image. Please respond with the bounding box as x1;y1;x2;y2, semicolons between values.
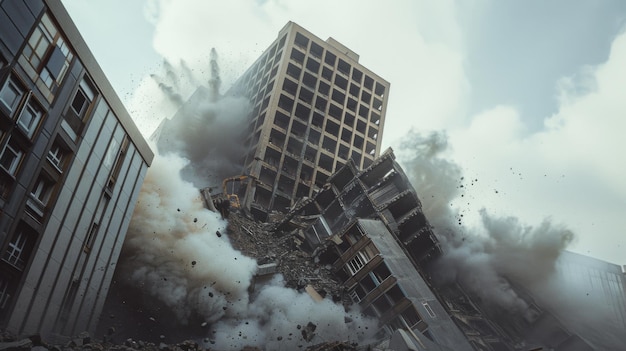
228;22;389;220
275;150;473;350
0;0;153;337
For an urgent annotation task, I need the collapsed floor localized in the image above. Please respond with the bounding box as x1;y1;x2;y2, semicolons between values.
225;212;347;304
218;147;599;351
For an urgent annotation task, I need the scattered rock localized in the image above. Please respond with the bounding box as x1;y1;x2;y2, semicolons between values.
0;338;33;351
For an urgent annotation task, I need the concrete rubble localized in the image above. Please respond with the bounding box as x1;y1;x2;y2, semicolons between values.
0;330;205;351
210;149;476;350
225;211;347;303
0;330;367;351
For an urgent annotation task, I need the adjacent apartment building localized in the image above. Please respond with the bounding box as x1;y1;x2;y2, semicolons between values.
274;150;474;350
228;22;390;220
0;0;153;337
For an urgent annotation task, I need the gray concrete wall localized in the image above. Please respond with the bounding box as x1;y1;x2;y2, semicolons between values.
0;0;150;337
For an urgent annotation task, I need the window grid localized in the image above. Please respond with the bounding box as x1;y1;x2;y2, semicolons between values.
47;142;64;171
0;137;24;176
17;97;43;138
3;231;28;270
22;13;74;93
0;77;24;113
0;277;10;309
31;175;52;205
347;251;370;276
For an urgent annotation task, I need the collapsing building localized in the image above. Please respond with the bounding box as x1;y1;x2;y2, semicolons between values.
227;22;390;221
273;149;473;351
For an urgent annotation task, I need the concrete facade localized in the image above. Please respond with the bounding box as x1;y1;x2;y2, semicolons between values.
275;149;472;351
0;0;153;337
228;22;390;220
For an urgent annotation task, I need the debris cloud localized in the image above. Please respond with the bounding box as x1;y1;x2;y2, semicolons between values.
150;52;251;188
110;50;376;350
397;129;573;314
397;129;626;350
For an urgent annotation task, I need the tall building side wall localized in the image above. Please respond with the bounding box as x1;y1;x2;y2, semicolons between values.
0;0;152;337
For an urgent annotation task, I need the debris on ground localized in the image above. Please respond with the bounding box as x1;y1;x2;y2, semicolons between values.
0;330;366;351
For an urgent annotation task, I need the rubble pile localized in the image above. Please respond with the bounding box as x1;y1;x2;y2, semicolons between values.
0;330;365;351
225;212;345;302
0;330;204;351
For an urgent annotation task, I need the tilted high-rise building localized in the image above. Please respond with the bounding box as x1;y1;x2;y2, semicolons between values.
0;0;153;337
229;22;390;220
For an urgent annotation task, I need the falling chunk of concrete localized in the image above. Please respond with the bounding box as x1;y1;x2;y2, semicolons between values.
301;321;318;342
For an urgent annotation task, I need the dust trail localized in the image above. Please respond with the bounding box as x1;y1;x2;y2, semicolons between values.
397;130;543;316
151;50;250;188
119;151;256;325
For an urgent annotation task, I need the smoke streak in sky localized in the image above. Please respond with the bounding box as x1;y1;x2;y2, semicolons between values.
151;49;250;188
113;50;376;350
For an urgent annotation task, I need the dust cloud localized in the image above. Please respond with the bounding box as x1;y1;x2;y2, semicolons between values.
151;49;250;188
398;130;572;310
397;129;626;350
111;50;376;349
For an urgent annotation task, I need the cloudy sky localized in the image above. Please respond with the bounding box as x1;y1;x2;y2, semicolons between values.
61;0;625;265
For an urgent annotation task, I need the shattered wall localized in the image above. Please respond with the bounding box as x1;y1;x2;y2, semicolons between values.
273;148;475;350
281;148;441;267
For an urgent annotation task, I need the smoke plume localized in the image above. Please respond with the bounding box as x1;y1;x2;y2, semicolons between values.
112;50;376;349
397;129;626;350
397;129;573;316
150;50;251;188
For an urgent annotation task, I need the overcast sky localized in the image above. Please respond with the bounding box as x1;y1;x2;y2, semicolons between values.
61;0;625;265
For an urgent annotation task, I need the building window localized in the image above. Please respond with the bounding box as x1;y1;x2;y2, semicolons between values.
70;79;95;117
294;32;309;50
56;279;79;332
83;222;99;253
22;13;74;93
2;227;35;271
0;137;24;176
106;136;129;192
17;98;43;138
31;175;53;205
348;285;367;303
63;77;97;138
0;77;24;113
47;140;66;172
347;251;370;276
422;302;436;318
84;194;109;253
0;276;11;310
401;307;423;328
27;173;54;219
349;290;361;303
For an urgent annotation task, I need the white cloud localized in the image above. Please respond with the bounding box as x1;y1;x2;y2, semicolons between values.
63;0;625;264
145;0;467;144
147;0;287;86
449;31;626;264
